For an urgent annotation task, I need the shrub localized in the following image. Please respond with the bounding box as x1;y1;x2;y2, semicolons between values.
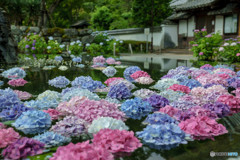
69;41;83;55
46;39;65;55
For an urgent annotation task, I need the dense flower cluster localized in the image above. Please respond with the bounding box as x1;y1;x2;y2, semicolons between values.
180;79;202;89
48;76;70;88
72;57;82;63
217;95;240;113
144;95;169;110
0;88;21;111
159;90;186;102
152;79;179;91
200;64;214;70
203;102;230;118
143;112;178;125
102;66;117;77
108;79;136;90
168;84;191;94
43;109;61;120
14;90;32;100
8;78;28;87
135;77;154;84
37;90;61;102
61;88;100;101
107;83;132;100
130;71;150;80
159;105;181;118
0;128;20;148
104;77;124;86
54;56;63;62
123;66;141;82
133;89;157;99
71;76;105;91
106;57;116;64
93;55;106;64
2;67;26;79
25;98;59;110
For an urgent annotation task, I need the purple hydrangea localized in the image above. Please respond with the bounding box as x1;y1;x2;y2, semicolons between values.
227;77;240;88
123;66;141;82
144;95;169;111
203;102;230;118
0;88;21;111
170;100;196;111
107;83;132;100
200;64;214;70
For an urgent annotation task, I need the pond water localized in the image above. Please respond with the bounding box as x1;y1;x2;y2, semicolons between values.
0;63;240;160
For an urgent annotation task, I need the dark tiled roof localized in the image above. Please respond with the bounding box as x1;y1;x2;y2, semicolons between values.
70;20;90;28
208;3;239;15
167;12;191;20
175;0;218;11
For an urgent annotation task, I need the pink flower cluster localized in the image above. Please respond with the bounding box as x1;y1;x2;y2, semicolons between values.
57;96;125;123
43;109;62;120
106;58;116;64
104;77;124;86
0;128;21;148
0;123;6;129
8;79;28;87
135;77;154;85
14;90;32;100
93;129;142;153
168;84;190;94
93;56;106;64
190;69;209;79
232;88;240;98
196;74;228;86
217;73;231;79
213;68;236;77
130;71;150;80
50;141;114;160
217;95;240;114
179;116;228;140
159;105;180;118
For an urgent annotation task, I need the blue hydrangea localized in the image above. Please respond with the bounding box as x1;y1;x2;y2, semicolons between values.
102;66;117;77
123;66;141;82
61;88;100;101
0;81;3;86
54;56;63;62
237;71;240;77
12;110;51;135
2;67;26;79
214;65;234;70
0;104;33;121
121;97;152;119
143;112;178;125
170;100;195;111
227;77;240;88
71;76;105;91
33;131;71;148
24;98;59;110
180;79;202;89
137;124;189;150
152;79;179;91
107;83;132;100
171;75;190;83
75;64;85;68
48;76;70;88
72;57;82;63
158;90;185;102
0;88;21;111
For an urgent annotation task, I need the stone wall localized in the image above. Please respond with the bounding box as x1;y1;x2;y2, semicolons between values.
10;25;94;45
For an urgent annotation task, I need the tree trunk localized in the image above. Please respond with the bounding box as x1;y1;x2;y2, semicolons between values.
150;0;154;52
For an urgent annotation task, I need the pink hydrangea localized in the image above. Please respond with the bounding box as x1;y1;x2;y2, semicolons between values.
232;88;240;98
104;77;124;86
115;61;121;65
130;71;150;80
217;95;240;114
106;58;116;65
168;84;191;94
0;128;21;148
159;105;181;118
179;116;228;140
196;74;228;86
14;90;32;100
50;141;113;160
135;77;154;84
0;123;6;129
93;56;106;64
217;73;231;79
213;68;236;77
190;69;209;79
43;109;62;120
8;79;28;87
92;129;142;153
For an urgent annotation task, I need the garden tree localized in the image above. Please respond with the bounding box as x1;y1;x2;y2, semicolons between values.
132;0;172;52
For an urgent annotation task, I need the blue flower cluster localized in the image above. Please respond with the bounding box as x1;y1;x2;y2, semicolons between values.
75;64;85;68
152;79;179;91
54;56;63;62
48;76;70;88
137;124;188;150
170;100;195;111
159;90;186;102
167;66;189;76
107;83;132;100
102;66;117;77
180;79;202;89
71;76;105;91
24;98;59;110
0;103;33;121
121;97;152;119
0;88;21;111
2;67;26;79
13;110;51;135
227;77;240;88
72;57;82;63
0;81;3;86
61;88;100;101
214;65;234;71
144;95;169;110
123;66;141;82
171;75;190;83
33;131;71;148
237;71;240;77
143;112;178;125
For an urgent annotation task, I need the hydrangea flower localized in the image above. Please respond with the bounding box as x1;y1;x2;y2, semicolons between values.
133;89;157;99
37;90;61;102
135;77;154;84
0;80;3;86
159;105;181;118
93;55;106;64
61;88;100;101
214;65;234;71
12;110;51;135
107;83;132;100
14;90;32;100
102;66;117;77
72;57;82;63
104;77;124;86
121;97;152;119
0;88;21;111
2;137;45;160
144;94;169;110
159;90;185;102
75;64;85;68
180;79;202;89
203;102;230;118
217;95;240;113
0;128;21;148
50;141;113;160
130;71;150;80
8;79;28;87
43;109;61;120
0;122;6;129
109;79;136;90
200;64;214;70
88;117;128;134
33;131;71;148
227;77;240;88
50;116;87;137
170;100;196;111
55;56;63;62
106;57;116;64
71;76;105;91
171;75;190;83
93;129;142;153
152;79;179;91
232;88;240;98
104;97;121;105
123;66;141;82
58;65;68;71
2;67;26;79
48;76;70;88
168;84;190;94
143;112;178;125
137;124;189;150
167;66;189;76
24;98;59;110
179;116;228;140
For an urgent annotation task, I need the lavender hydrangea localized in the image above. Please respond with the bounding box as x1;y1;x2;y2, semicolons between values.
2;67;26;79
107;83;132;100
171;75;190;83
102;66;117;77
71;76;105;91
203;102;230;118
0;88;21;111
12;110;51;135
143;112;178;125
123;66;141;82
237;71;240;77
170;100;196;111
121;97;153;119
33;131;71;148
227;77;240;88
50;116;86;137
48;76;70;88
144;95;169;111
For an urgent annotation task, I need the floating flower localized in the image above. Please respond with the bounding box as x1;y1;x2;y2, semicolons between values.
72;57;82;63
93;129;142;153
133;89;157;99
159;105;181;118
12;110;51;135
2;137;45;160
143;112;178;125
104;77;124;86
13;90;32;100
43;109;61;120
106;57;116;64
180;79;202;89
159;90;185;102
37;90;61;102
88;117;128;134
217;95;240;113
0;88;21;111
33;131;71;148
55;56;63;62
109;79;136;90
168;84;190;94
48;76;70;88
71;76;105;91
107;83;132;100
179;116;228;140
130;71;150;80
58;65;68;71
102;66;117;77
135;77;154;84
50;141;113;160
93;55;106;64
137;124;189;150
25;98;59;110
152;79;179;91
203;102;230;118
123;66;141;82
121;97;152;120
2;67;26;79
61;88;100;101
0;128;20;148
8;78;28;87
144;95;169;110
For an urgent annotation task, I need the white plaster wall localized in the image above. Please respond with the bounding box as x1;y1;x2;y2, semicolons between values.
179;20;187;35
188;16;195;37
215;15;224;35
162;24;178;48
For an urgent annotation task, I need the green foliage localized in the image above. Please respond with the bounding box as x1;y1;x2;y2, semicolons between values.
86;43;104;56
190;30;222;61
46;40;65;55
18;33;47;55
69;42;84;55
92;32;109;44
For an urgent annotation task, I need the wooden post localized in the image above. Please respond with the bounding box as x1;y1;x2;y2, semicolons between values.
129;44;133;55
113;44;116;57
140;44;143;53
